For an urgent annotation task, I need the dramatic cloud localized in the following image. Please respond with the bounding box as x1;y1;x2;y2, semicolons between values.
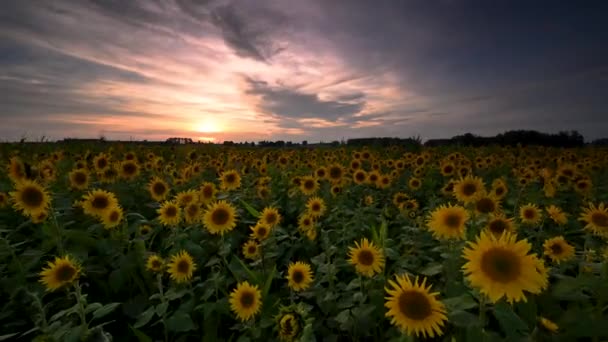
0;0;607;142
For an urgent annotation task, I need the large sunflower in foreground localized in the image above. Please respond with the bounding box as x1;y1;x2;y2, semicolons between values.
426;204;469;240
81;189;118;218
453;175;485;204
167;250;196;283
203;200;237;235
286;261;314;292
543;236;575;264
462;232;548;303
229;281;262;321
579;202;608;238
385;275;447;338
157;201;181;227
10;179;51;217
39;255;81;292
348;238;385;277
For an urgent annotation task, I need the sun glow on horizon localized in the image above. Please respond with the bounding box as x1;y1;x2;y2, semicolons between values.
195;119;223;134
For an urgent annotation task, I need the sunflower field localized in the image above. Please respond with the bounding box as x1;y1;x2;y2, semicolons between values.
1;143;608;341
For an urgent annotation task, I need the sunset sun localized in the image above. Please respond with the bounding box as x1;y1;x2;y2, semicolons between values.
196;120;222;133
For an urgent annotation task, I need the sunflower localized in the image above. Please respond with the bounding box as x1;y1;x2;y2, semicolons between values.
579;202;608;238
385;275;447;338
377;175;392;189
119;160;140;180
8;157;26;183
348;238;385;277
203;200;237;235
157;201;181;227
491;179;509;199
315;167;327;179
167;250;196;283
485;214;516;239
453;176;485;204
286;261;314;292
327;164;344;184
277;312;301;341
474;193;500;215
31;211;49;224
305;226;318;241
68;169;90;190
299;176;319;195
546;205;567;225
306;197;326;218
439;163;456;177
139;224;153;237
367;170;380;185
93;153;110;171
426;204;469;240
393;192;410;209
242;240;261;260
251;222;271;241
353;170;367;184
199;182;217;204
364;195;374;206
408;177;422;190
297;214;315;232
543;236;575;264
519;203;542;225
219;170;241;191
260;207;281;228
538;317;559;333
462;232;548;303
175;189;198;207
99;166;118;183
184;202;202;224
100;205;123;229
229;281;262;321
10;179;51;217
148;177;170;202
81;189;118;218
39;255;81;292
146;255;164;273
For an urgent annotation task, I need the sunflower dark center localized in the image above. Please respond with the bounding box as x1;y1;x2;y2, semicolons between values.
329;167;342;179
56;264;76;282
494;187;505;196
481;248;521;283
123;163;137;175
109;210;119;222
292;270;304;284
177;260;190;273
411;180;419;186
317;169;326;177
97;159;108;169
444;165;453;173
151;260;161;268
476;198;496;213
202;186;213;198
153;182;166;195
211;208;229;225
73;172;87;185
248;246;257;254
550;243;563;255
369;175;378;182
311;203;321;212
239;291;255;308
187;205;198;217
226;174;236;183
257;227;267;237
357;250;375;266
398;290;432;321
523;209;536;219
166;206;178;217
591;212;608;227
462;183;477;196
355;172;366;181
265;213;277;224
577;181;588;189
92;195;109;209
444;213;462;229
489;220;508;234
21;186;44;207
304;180;315;190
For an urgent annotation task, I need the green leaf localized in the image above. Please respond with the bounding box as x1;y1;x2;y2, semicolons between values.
92;303;121;320
130;326;153;342
156;302;169;317
419;263;443;276
444;293;478;311
239;199;260;218
85;303;103;315
234;256;260;284
493;301;529;338
262;265;276;300
449;310;481;328
165;312;196;332
134;307;155;328
0;333;19;341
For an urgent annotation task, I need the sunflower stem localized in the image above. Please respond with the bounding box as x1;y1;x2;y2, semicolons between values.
29;291;48;331
49;205;64;255
157;274;169;342
479;295;486;324
74;281;88;331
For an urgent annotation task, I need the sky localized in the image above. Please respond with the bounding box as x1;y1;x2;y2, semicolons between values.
1;0;607;143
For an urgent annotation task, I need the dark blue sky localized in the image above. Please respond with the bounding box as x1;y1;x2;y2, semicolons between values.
1;0;607;142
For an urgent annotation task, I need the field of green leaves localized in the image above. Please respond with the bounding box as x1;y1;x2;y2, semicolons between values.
1;143;608;341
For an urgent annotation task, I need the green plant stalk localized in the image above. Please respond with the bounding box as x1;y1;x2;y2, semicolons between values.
50;206;64;255
29;291;48;332
74;281;88;332
479;295;486;325
157;274;169;342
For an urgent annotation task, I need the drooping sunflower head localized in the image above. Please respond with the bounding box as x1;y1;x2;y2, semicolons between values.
198;182;217;204
68;168;90;190
146;254;164;273
203;200;238;235
100;205;123;229
148;177;170;202
81;189;118;218
274;304;308;342
39;255;81;292
519;203;542;225
286;261;314;292
260;207;281;228
579;202;608;238
184;202;202;224
157;201;182;227
299;176;319;195
167;250;196;283
485;214;516;239
348;238;385;277
8;156;26;183
10;179;51;217
139;224;153;237
543;236;575;264
242;239;261;260
538;316;559;333
462;231;548;303
385;275;447;338
453;176;485;204
219;170;241;191
546;205;568;225
229;281;262;321
426;204;469;240
306;197;326;218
